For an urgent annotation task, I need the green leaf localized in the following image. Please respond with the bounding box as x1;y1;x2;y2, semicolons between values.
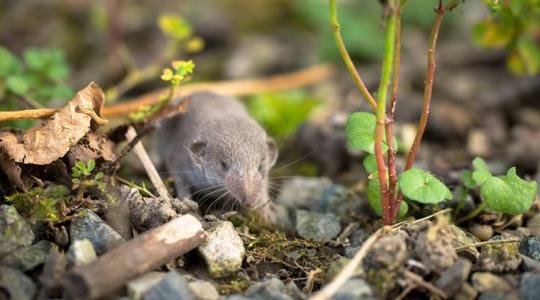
0;46;22;76
472;157;492;186
6;75;31;95
345;112;387;154
461;171;476;189
399;168;452;204
23;48;48;71
480;167;537;215
158;15;192;40
87;160;95;172
367;176;408;219
363;154;378;174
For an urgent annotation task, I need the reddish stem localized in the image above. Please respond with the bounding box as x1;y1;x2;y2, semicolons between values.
374;122;391;225
404;3;445;170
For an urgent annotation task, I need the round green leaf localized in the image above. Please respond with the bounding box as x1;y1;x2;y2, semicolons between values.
472;157;492;186
399;168;452;204
363;154;377;174
345;112;387;154
6;75;31;95
481;167;537;215
367;177;408;219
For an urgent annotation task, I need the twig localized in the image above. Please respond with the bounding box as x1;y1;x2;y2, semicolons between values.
0;64;332;122
391;208;453;228
403;270;448;299
302;268;322;295
125;126;171;200
309;228;384;300
61;214;206;299
329;0;377;110
374;0;399;225
404;1;446;170
453;238;520;251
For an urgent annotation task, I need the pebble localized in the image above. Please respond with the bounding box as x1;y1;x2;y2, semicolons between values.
478;291;519;300
0;240;57;271
242;278;293;300
67;239;97;266
526;214;540;236
476;234;521;272
520;272;540;300
468;224;494;241
471;272;512;293
127;272;166;300
449;225;480;262
295;210;341;243
454;282;478;300
198;221;245;278
188;280;219;300
0;205;34;257
519;236;540;261
330;278;376;300
277;177;333;209
143;272;196;300
69;209;124;255
0;266;37;300
436;259;472;296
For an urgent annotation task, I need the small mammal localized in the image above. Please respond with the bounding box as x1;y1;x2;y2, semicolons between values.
157;92;278;212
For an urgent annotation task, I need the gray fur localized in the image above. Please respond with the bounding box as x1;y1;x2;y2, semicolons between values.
157;92;278;209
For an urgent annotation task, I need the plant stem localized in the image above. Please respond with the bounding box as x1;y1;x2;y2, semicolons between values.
404;2;446;170
456;202;487;224
375;0;399;225
387;6;401;221
329;0;377;110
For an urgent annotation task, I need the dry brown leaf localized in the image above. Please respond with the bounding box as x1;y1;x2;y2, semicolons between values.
67;132;116;166
0;82;106;165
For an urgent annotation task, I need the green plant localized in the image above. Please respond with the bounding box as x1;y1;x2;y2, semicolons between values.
333;0;463;224
246;90;321;140
457;158;537;222
0;46;73;128
71;160;105;199
5;185;70;223
473;0;540;75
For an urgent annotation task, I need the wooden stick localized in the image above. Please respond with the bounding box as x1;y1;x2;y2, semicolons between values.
0;64;332;122
309;228;384;300
61;214;206;299
125;125;171;200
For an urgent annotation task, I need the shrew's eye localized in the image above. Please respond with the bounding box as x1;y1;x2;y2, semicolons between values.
220;161;229;171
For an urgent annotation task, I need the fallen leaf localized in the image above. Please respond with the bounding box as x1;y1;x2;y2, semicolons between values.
0;82;106;165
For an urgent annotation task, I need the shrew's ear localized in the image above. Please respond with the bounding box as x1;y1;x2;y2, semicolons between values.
266;137;278;167
189;140;207;166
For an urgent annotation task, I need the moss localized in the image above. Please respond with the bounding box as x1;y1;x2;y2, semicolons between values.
245;231;336;284
5;185;70;223
218;277;250;295
366;267;399;298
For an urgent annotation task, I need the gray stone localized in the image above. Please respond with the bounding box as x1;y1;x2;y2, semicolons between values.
526;214;540;236
143;272;196;300
277;177;333;209
344;246;360;258
520;272;540;300
68;239;97;266
478;291;519;300
128;272;166;300
69;209;124;255
449;225;480;263
476;234;521;272
243;278;293;300
471;272;512;293
349;229;369;247
330;278;376;300
0;205;34;257
0;266;36;300
198;221;244;278
296;210;341;243
436;259;472;296
520;236;540;261
0;240;57;271
188;280;219;300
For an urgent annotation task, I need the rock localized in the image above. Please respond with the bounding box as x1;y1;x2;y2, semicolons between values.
0;240;57;271
277;177;333;209
325;257;351;282
295;210;341;243
520;253;540;271
0;205;34;257
67;239;97;266
330;278;376;300
471;272;512;293
449;225;480;263
69;209;124;255
344;246;360;258
468;224;494;242
520;236;540;261
242;278;293;300
198;221;245;278
349;228;369;247
436;259;472;296
520;272;540;300
143;272;196;300
128;188;178;232
127;272;166;300
0;266;37;300
476;234;521;272
526;214;540;236
454;282;478;300
413;223;457;273
188;280;219;300
478;291;519;300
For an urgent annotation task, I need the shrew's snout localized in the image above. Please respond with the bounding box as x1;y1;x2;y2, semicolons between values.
224;170;263;208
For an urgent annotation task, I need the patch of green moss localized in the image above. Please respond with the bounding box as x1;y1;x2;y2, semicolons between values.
366;267;399;298
5;185;70;223
218;277;250;295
